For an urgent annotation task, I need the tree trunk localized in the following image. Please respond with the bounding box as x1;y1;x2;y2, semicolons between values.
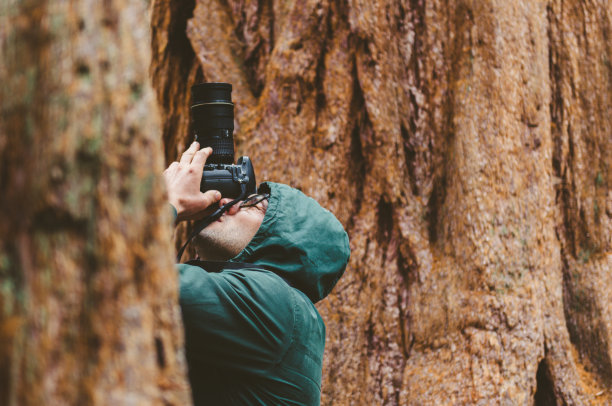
155;0;610;404
0;1;190;405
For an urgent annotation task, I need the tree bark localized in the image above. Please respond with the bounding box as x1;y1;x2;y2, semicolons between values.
0;1;190;405
151;0;612;404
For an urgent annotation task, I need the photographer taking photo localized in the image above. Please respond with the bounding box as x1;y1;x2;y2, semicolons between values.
163;83;350;406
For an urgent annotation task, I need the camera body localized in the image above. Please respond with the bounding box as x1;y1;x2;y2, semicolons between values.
191;83;256;198
200;156;256;199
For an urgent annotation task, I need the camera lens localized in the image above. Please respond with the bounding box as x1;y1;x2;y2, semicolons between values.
192;82;232;104
190;83;234;164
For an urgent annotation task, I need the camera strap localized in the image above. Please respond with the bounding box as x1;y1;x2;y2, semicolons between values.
176;183;248;263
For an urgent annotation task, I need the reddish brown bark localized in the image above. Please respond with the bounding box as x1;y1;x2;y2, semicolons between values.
150;0;609;404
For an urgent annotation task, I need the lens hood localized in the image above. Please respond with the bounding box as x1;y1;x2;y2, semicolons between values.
191;82;232;105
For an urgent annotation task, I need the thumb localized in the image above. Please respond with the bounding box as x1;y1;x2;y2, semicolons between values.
201;190;222;208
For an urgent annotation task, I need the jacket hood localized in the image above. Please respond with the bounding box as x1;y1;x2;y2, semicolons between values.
231;182;350;303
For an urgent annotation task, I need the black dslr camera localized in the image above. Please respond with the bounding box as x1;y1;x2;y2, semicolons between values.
191;83;256;198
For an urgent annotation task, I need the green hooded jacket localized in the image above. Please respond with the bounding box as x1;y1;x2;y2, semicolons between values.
176;182;350;405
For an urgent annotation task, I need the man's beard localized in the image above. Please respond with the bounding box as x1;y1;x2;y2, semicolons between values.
194;223;245;261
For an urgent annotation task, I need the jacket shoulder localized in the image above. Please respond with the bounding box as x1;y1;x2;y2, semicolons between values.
177;264;296;372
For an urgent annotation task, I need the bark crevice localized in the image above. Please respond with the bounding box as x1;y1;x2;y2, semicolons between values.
534;358;557;406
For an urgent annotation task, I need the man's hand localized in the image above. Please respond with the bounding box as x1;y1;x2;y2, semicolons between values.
164;142;221;223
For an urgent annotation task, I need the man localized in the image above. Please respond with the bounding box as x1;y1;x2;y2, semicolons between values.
163;142;350;405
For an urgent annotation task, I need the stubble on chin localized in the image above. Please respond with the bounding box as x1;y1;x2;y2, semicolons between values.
194;223;243;261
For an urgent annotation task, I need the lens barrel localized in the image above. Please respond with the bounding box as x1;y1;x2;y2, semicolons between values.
191;83;234;164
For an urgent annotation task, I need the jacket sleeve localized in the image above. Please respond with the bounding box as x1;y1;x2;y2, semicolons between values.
169;204;178;222
177;264;295;375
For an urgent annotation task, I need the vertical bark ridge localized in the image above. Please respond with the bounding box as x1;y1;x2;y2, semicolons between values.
151;0;201;163
1;1;190;404
548;0;612;396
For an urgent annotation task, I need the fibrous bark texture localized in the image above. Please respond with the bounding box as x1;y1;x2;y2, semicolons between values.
151;0;611;404
0;1;190;405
